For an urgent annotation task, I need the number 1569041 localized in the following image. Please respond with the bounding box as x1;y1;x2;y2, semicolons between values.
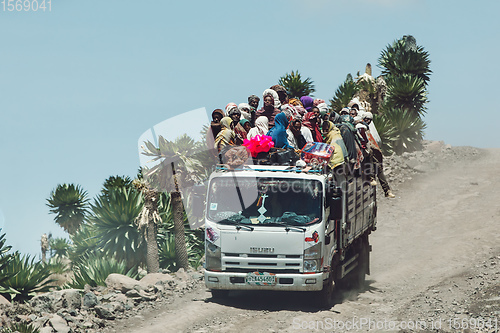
1;0;51;12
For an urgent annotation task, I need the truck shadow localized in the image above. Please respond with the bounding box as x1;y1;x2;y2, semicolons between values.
204;279;381;312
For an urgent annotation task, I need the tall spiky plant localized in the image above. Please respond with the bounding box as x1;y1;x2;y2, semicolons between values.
379;35;432;86
384;74;428;117
90;187;145;269
47;184;89;235
278;70;315;98
330;74;359;112
378;108;426;155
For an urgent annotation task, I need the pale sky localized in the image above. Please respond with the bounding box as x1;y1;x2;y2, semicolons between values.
1;0;498;256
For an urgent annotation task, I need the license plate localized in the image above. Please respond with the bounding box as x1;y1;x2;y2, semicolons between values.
245;272;277;286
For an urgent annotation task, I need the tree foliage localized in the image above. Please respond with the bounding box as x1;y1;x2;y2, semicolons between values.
330;74;359;112
90;187;146;269
278;70;315;99
47;184;89;235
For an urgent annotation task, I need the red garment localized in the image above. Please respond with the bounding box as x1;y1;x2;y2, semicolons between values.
233;122;248;145
255;106;281;128
302;112;323;142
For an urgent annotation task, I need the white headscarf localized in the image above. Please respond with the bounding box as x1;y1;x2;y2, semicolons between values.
247;116;269;139
238;103;252;121
262;89;281;109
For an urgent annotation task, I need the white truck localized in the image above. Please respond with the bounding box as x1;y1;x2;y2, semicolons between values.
202;163;376;307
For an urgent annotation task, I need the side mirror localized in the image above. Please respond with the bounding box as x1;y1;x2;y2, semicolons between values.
191;183;207;220
328;186;342;220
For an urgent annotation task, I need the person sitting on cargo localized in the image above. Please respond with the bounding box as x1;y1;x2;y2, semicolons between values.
227;107;247;145
289;98;307;117
337;115;360;165
255;89;281;128
322;121;347;169
287;118;308;150
240;118;252;133
329;111;341;124
214;117;235;153
247;116;269;140
339;107;350;116
302;111;323;142
206;109;225;161
349;107;358;118
266;112;292;149
270;84;289;106
238;103;253;122
248;95;260;126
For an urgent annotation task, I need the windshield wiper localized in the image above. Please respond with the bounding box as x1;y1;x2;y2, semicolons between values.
236;224;254;231
217;218;254;231
262;222;306;233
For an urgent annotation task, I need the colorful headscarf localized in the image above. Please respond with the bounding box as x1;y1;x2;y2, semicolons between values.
288;98;303;106
214;117;235;151
302;112;323;142
239;118;250;127
300;96;314;111
266;112;291;149
323;121;347;168
313;99;325;106
225;103;238;116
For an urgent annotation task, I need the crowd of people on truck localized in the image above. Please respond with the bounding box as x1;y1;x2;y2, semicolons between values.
207;84;395;198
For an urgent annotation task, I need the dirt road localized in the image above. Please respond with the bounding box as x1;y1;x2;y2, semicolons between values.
104;148;500;333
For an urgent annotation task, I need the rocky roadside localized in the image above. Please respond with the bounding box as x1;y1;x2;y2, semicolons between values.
0;269;204;333
382;140;482;190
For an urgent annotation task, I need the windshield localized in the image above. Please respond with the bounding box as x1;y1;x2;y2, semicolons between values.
207;176;323;226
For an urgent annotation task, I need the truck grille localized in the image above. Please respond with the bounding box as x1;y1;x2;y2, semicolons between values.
222;252;302;273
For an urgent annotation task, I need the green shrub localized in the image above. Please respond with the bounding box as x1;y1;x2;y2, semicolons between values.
0;252;56;302
1;321;40;333
66;253;139;289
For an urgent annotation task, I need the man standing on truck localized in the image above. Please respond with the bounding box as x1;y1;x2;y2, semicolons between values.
363;112;395;198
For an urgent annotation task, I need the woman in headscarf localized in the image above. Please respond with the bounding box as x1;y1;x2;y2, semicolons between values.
255;89;281;128
209;109;224;136
214;117;235;153
206;109;225;160
225;103;238;116
287;118;308;150
247;116;269;140
228;107;247;145
238;103;252;121
300;96;314;112
322;121;347;169
239;118;252;133
266;112;292;149
302;111;323;142
270;84;288;105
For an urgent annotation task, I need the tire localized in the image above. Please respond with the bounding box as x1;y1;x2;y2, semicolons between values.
210;289;229;299
319;273;335;308
352;239;369;289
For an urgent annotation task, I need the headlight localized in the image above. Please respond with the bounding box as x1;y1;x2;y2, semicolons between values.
304;259;319;272
206;242;221;271
304;242;322;272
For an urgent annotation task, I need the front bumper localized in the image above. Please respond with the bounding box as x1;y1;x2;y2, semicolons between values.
205;270;325;291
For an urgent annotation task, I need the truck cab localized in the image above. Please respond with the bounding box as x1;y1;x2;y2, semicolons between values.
203;163;376;307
